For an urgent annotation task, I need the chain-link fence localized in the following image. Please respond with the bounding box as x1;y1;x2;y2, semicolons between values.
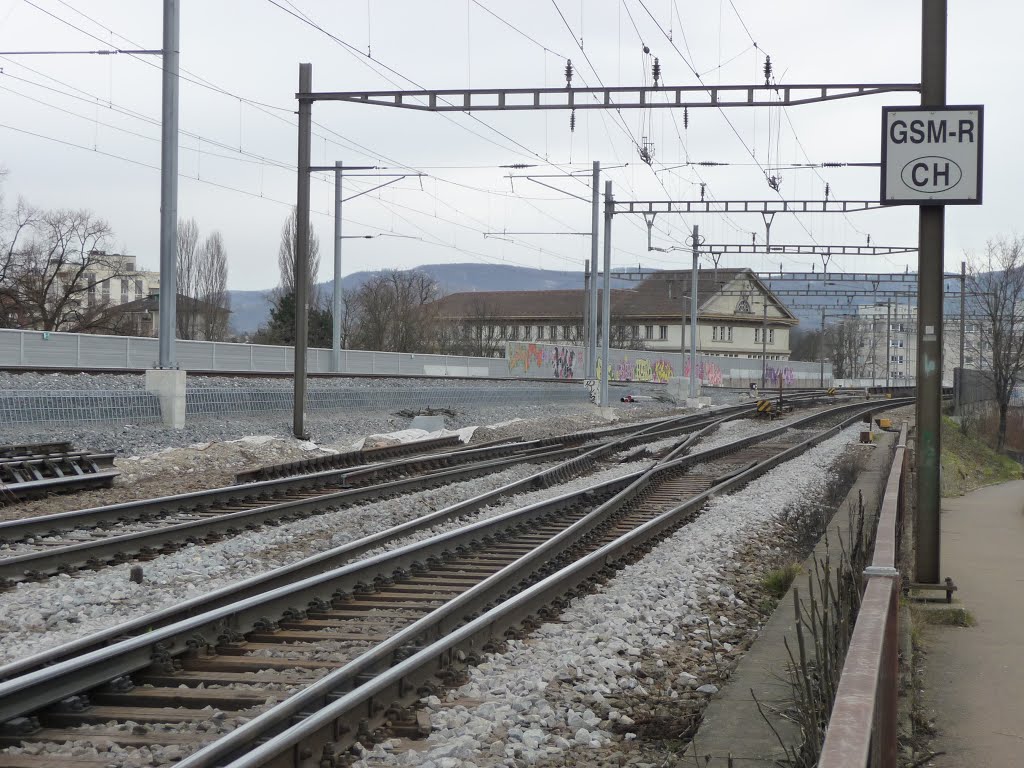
185;384;589;417
0;390;162;426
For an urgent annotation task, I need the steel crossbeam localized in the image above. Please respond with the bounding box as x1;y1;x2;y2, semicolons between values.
616;199;882;214
306;83;920;111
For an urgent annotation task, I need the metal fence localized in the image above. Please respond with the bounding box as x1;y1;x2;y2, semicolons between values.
818;423;907;768
0;328;508;377
0;390;162;426
185;384;588;417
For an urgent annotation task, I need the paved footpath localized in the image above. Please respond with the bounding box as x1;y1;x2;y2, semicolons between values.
922;479;1024;767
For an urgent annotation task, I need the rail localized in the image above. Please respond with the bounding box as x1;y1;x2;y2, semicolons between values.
818;422;908;768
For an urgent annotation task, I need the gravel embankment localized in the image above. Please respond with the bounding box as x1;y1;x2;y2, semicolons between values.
351;427;864;767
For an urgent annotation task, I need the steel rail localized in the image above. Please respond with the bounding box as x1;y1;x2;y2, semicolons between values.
0;405;757;549
0;409;708;679
0;443;586;583
0;398;904;729
188;398;914;768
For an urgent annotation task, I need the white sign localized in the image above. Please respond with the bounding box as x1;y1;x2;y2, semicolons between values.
881;106;983;205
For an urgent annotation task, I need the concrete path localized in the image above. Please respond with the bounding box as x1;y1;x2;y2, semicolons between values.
922;480;1024;768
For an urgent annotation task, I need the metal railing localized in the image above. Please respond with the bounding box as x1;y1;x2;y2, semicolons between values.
818;422;908;768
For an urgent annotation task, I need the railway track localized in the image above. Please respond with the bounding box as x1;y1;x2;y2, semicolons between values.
0;396;908;768
0;403;782;585
0;442;119;505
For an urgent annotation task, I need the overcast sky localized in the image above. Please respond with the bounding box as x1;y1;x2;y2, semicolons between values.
0;1;1017;291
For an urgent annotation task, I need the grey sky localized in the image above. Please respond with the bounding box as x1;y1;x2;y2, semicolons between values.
0;1;1016;291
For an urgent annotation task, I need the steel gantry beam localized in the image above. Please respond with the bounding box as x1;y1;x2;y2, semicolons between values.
308;83;920;111
703;244;919;256
616;199;883;214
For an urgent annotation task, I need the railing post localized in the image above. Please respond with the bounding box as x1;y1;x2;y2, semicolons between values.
76;333;81;366
250;344;254;371
126;337;131;367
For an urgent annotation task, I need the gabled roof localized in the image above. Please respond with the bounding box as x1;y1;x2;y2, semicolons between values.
119;293;230;315
431;268;797;323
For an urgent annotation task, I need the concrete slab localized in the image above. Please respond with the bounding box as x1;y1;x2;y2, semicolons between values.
410;415;446;432
144;368;187;429
685;431;896;765
921;480;1024;768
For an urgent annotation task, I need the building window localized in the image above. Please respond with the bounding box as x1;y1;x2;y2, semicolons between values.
536;325;544;340
727;326;733;342
644;324;654;339
891;354;905;364
523;325;531;340
508;325;519;340
754;328;761;343
891;339;905;348
631;325;640;339
562;325;571;340
659;325;668;340
135;279;143;296
550;324;558;340
768;329;775;344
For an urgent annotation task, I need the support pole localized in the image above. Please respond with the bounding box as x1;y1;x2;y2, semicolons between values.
332;161;343;372
819;309;825;387
886;299;892;387
294;62;312;439
600;180;613;407
582;260;591;372
157;0;179;369
915;0;946;585
956;259;966;420
689;225;699;398
589;161;600;380
760;214;774;388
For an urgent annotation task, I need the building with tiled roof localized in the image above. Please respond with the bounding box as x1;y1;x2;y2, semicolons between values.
431;268;798;360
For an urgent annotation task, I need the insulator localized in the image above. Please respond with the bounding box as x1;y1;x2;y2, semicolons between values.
700;183;706;201
565;59;573;87
763;55;772;86
683;106;689;130
643;45;650;55
824;182;831;200
569;109;576;133
652;57;662;86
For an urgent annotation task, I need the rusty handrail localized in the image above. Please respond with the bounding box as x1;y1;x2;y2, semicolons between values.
818;422;908;768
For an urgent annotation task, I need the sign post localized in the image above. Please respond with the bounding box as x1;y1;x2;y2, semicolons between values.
880;0;983;585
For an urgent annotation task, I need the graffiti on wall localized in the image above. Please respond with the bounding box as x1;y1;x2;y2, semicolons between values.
551;346;576;379
508;343;545;373
682;358;724;387
764;366;796;386
594;354;676;383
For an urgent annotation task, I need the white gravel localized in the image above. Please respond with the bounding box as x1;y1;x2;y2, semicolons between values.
0;459;647;668
352;426;862;768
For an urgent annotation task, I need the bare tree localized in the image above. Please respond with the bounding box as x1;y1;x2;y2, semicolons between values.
825;316;874;379
966;236;1024;451
350;269;440;352
0;199;39;327
175;217;201;338
5;208;127;332
277;207;320;301
197;231;230;340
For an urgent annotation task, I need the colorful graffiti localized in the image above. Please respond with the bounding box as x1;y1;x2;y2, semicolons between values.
682;358;724;387
764;366;796;386
550;346;576;379
594;355;676;383
508;343;545;373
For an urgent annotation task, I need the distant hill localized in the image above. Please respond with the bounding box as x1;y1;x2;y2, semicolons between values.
227;263;642;334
